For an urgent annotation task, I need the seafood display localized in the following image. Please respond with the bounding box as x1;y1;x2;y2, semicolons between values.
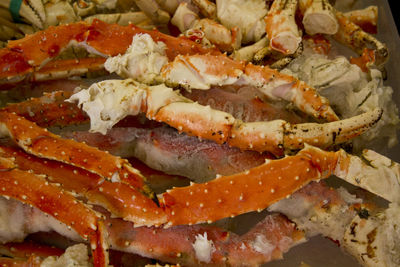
0;0;399;266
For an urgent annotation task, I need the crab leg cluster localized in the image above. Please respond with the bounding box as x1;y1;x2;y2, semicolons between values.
0;8;397;266
0;19;219;86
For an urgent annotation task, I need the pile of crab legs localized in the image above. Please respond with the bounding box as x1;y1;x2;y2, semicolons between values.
0;2;398;266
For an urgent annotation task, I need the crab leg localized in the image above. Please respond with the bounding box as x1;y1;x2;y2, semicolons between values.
334;11;388;67
134;0;171;24
161;54;338;122
0;158;108;267
159;144;399;225
299;0;338;35
107;213;304;266
0;110;149;191
171;3;241;52
0;19;219;84
63;126;273;183
3;91;88;128
343;5;378;34
69;79;381;155
265;0;301;55
0;144;167;226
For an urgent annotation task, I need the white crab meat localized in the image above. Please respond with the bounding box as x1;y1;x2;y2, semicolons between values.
216;0;267;43
104;33;168;84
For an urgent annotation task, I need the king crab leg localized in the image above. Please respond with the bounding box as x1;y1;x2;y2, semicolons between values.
0;195;305;267
107;212;304;266
160;54;339;122
159;145;400;226
0;144;166;227
0;158;109;266
265;0;302;55
68;79;381;155
63;126;273;183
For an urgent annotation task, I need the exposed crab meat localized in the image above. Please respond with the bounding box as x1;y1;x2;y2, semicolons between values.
192;0;216;19
216;0;267;44
171;3;241;52
63;126;272;183
160;54;338;122
265;0;301;55
269;181;400;267
67;79;381;155
299;0;339;35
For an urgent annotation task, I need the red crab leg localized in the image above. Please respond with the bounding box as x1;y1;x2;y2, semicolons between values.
0;158;108;267
63;126;273;183
0;111;150;196
162;54;339;122
3;91;88;128
0;256;41;267
158;145;341;225
106;213;304;266
0;144;166;226
0;241;64;259
161;143;400;226
33;58;106;82
0;19;220;84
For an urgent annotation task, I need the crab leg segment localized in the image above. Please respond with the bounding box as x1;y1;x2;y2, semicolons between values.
70;79;381;155
0;111;151;193
299;0;338;35
0;158;108;266
343;5;378;34
159;145;339;225
162;54;339;122
265;0;301;55
3;91;88;128
334;11;388;67
159;144;399;226
107;213;304;266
